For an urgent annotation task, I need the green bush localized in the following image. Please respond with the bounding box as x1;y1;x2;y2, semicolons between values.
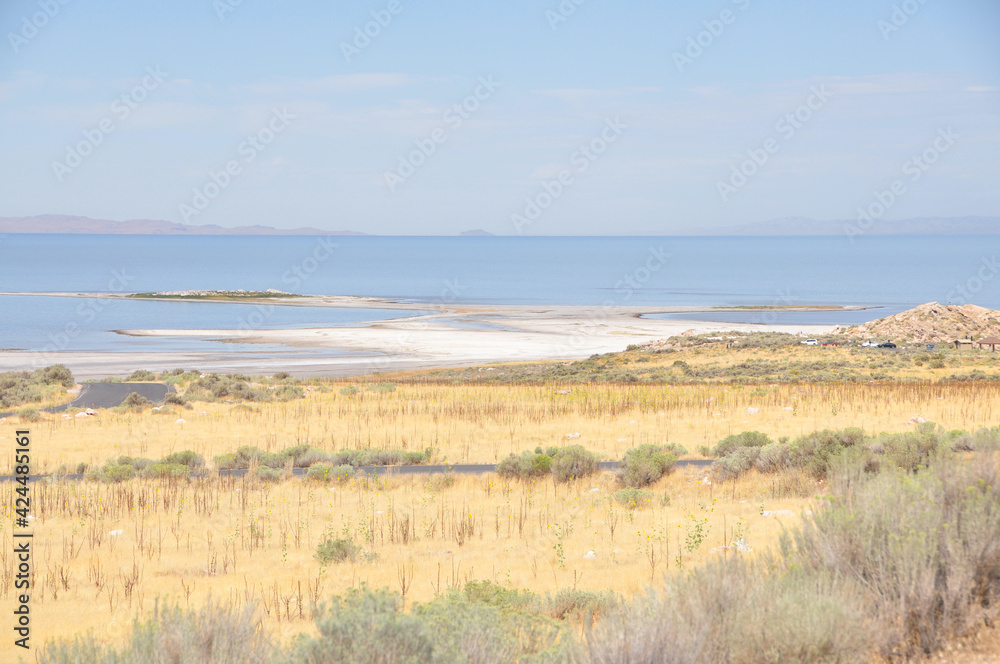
754;443;790;473
293;587;568;664
541;588;617;621
125;370;157;381
307;464;355;484
457;580;538;612
325;448;432;467
164;392;188;407
788;428;866;478
425;473;455;492
0;365;74;408
255;466;284;482
584;555;869;664
38;600;272;664
340;385;358;396
161;450;203;468
790;446;1000;658
613;488;655;509
713;430;772;457
296;448;334;467
711;446;761;481
550;445;599;482
496;451;551;480
315;538;361;564
141;463;191;480
120;392;151;412
616;444;677;488
91;464;136;483
18;407;41;422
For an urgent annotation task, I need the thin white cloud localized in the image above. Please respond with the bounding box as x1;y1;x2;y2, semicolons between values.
532;86;660;103
246;73;421;96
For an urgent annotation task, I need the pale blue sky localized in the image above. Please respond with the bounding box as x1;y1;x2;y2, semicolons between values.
1;0;998;234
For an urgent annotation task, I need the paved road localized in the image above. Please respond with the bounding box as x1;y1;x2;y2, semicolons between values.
0;382;174;418
3;459;714;482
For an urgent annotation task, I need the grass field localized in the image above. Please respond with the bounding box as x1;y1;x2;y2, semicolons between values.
1;464;811;651
2;344;1000;660
7;380;1000;474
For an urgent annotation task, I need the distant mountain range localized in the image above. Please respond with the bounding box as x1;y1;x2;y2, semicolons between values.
1;214;996;236
688;216;1000;236
0;215;367;236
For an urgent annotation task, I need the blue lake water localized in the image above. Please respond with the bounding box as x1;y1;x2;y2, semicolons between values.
0;234;998;353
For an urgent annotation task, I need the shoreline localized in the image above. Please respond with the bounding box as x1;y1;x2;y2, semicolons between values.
0;294;844;379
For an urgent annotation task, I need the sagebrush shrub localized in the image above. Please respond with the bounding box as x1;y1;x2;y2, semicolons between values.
550;445;599;482
616;444;677;488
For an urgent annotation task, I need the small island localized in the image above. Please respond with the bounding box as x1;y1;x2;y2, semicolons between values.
126;289;302;301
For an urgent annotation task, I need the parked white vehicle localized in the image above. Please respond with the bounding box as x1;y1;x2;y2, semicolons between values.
801;339;818;345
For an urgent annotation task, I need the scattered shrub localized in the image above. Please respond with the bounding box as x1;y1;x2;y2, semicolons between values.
713;430;772;457
307;464;355;484
161;450;204;468
613;488;655;508
38;600;272;664
425;473;455;492
141;463;191;480
788;428;866;478
18;407;41;422
541;588;617;622
90;463;136;483
616;444;677;488
125;370;157;382
295;448;334;467
496;451;552;480
550;445;599;482
120;392;151;412
754;443;790;473
255;466;284;483
315;538;361;564
164;392;189;407
0;365;74;408
712;446;761;481
791;447;1000;658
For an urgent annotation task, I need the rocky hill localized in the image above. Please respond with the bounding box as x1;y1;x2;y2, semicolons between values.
0;215;367;235
840;303;1000;343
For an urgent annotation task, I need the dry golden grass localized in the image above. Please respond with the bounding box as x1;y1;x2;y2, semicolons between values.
0;466;811;653
6;381;1000;474
3;374;1000;656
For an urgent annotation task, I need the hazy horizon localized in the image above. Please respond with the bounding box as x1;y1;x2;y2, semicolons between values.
2;0;998;235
